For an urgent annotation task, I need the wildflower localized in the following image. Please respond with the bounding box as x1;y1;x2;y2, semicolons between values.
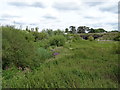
53;52;59;56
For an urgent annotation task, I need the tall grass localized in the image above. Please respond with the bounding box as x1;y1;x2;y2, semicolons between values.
2;40;119;88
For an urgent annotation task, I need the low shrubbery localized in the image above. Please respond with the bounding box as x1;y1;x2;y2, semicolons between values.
37;39;50;49
33;32;48;42
72;34;82;42
88;36;94;41
37;47;52;61
98;32;119;40
49;35;66;46
2;26;52;70
2;27;35;69
114;35;120;41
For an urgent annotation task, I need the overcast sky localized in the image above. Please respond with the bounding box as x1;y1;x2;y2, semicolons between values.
0;0;119;31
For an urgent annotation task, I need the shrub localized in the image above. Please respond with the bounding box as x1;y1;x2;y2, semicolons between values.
2;26;47;70
88;36;94;41
72;35;82;42
37;39;50;49
98;32;119;40
37;47;52;62
23;31;35;42
33;32;48;42
49;35;66;46
114;36;120;41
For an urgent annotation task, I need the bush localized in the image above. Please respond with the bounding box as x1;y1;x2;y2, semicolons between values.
37;39;50;49
114;36;120;41
2;26;48;70
33;32;48;42
88;36;94;41
72;34;82;42
37;47;52;61
49;35;66;46
98;32;119;40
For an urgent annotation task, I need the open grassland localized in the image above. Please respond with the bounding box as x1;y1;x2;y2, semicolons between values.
2;40;119;88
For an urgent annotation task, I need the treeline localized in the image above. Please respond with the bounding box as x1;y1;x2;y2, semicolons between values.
24;25;119;34
65;26;119;34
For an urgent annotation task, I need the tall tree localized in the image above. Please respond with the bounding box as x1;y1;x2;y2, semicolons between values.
26;26;29;31
94;28;106;33
88;28;95;33
31;28;34;32
65;28;69;33
54;29;64;35
35;27;39;32
77;26;89;33
69;26;76;34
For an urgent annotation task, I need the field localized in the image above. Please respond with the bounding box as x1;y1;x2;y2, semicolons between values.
1;0;119;88
2;37;119;88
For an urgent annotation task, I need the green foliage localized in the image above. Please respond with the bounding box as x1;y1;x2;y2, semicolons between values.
72;35;82;42
110;30;119;32
2;27;38;69
88;28;106;33
49;35;66;46
3;40;118;88
69;26;76;34
98;32;119;40
65;28;69;33
54;29;64;35
94;28;106;33
114;36;120;41
23;31;35;42
2;26;51;70
35;27;39;32
77;26;88;33
37;39;50;49
33;32;48;41
1;26;119;88
37;47;52;61
42;29;54;36
88;36;94;41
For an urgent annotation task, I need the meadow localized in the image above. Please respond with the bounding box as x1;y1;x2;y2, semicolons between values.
1;26;119;88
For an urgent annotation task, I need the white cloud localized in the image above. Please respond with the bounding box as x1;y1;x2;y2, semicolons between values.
0;0;119;31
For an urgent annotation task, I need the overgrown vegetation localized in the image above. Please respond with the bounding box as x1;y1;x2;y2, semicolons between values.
2;25;119;88
49;35;66;46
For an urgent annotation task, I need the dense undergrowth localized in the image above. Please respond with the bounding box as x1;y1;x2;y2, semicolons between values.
1;26;119;88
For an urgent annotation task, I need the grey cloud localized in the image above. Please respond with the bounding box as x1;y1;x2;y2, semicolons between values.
85;16;96;19
0;18;8;21
108;22;117;25
100;5;118;14
85;2;104;6
53;2;79;11
108;23;118;30
30;23;37;26
1;14;20;19
14;21;25;25
30;2;45;8
43;15;57;20
8;2;29;7
29;23;39;26
8;2;45;8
